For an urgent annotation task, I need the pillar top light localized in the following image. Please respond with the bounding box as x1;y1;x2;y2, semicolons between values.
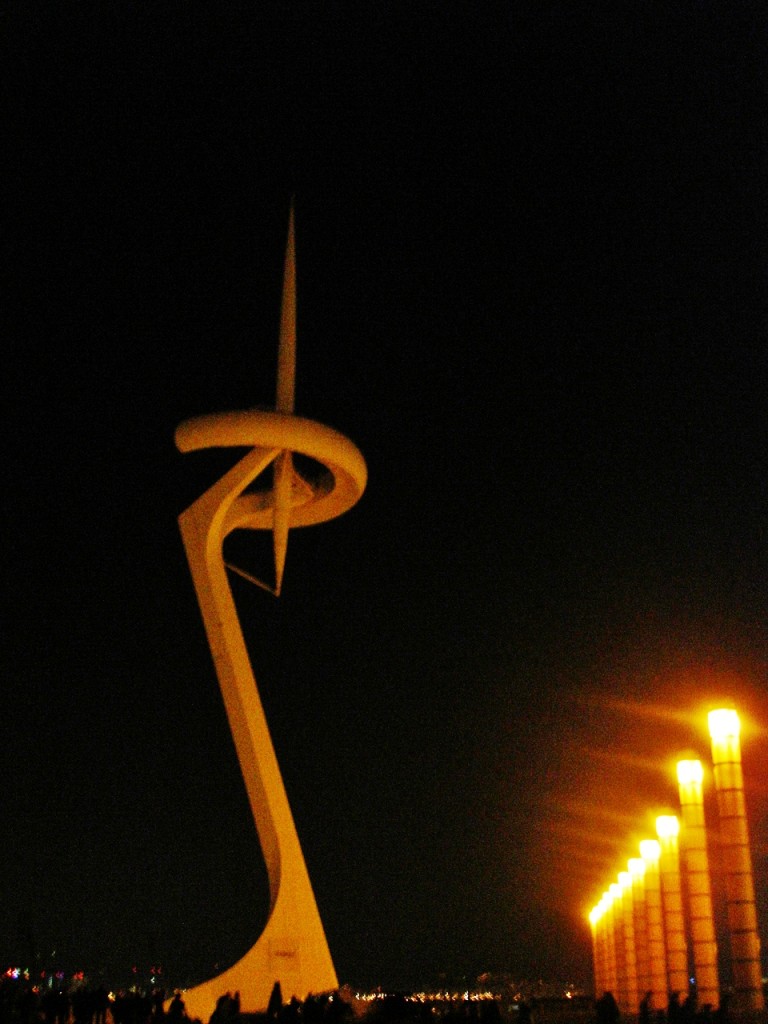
618;870;631;889
628;857;646;877
640;838;661;861
677;759;704;785
709;708;740;741
656;815;680;839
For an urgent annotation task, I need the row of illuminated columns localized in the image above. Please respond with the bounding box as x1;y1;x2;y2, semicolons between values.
588;708;764;1017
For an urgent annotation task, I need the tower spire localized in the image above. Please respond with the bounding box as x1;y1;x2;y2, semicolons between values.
272;200;297;594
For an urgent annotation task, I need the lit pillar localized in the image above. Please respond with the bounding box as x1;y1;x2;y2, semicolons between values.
677;759;719;1010
641;838;669;1013
619;870;640;1015
590;903;605;998
708;708;765;1014
593;909;606;995
656;815;690;1001
602;902;611;997
604;889;619;999
629;857;651;1004
611;880;629;1012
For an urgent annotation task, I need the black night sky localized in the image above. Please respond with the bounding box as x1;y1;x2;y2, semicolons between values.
4;1;768;996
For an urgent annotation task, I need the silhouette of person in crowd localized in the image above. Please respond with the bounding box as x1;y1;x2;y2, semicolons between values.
668;992;681;1024
596;991;620;1024
517;1002;532;1024
713;994;729;1024
168;992;186;1024
681;994;695;1024
267;983;283;1022
209;992;241;1024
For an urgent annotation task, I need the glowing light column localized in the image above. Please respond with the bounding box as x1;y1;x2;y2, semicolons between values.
677;760;719;1010
590;903;606;998
708;709;764;1013
603;888;619;999
611;880;629;1012
656;815;689;1001
629;858;651;1003
640;838;669;1013
619;870;639;1015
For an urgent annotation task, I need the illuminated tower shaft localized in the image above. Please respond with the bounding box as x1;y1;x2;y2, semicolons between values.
602;908;615;998
590;911;604;998
677;761;719;1010
601;893;618;999
629;860;651;1003
612;882;629;1011
593;900;615;999
619;873;640;1015
709;710;765;1014
641;840;669;1013
608;896;620;998
657;817;689;1000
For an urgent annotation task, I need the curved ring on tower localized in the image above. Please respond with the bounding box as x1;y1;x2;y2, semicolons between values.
176;408;367;528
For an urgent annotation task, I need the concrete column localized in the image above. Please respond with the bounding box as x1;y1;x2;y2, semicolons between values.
593;909;606;995
708;709;765;1014
656;815;690;1001
641;838;670;1013
590;902;606;998
619;870;640;1016
677;759;719;1011
612;880;630;1012
605;890;619;999
629;857;651;1004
